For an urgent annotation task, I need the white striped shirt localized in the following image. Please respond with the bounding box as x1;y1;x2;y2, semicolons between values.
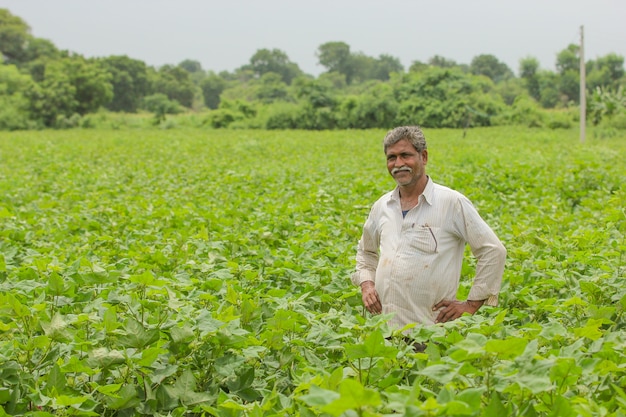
352;177;506;329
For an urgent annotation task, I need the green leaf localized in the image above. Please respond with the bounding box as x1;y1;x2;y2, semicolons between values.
0;388;12;404
456;387;484;410
539;321;567;339
87;347;125;369
550;357;582;391
573;319;604;340
47;272;65;296
170;325;194;344
345;329;398;359
118;318;160;348
484;337;528;359
95;384;123;396
322;379;381;416
45;364;67;396
137;347;164;367
60;355;95;375
547;395;575;417
443;400;473;415
40;313;70;341
5;293;29;318
0;206;13;218
299;385;340;407
161;370;213;407
54;394;88;406
104;384;141;410
418;363;459;385
483;392;507;417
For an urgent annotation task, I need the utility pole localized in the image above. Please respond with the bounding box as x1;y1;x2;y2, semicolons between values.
580;25;586;143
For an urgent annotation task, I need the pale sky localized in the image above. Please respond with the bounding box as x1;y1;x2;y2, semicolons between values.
2;0;625;76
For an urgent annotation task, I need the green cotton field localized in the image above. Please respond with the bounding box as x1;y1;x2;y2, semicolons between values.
0;127;625;416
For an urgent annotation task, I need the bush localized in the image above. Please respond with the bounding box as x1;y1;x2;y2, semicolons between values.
0;97;33;130
492;95;545;127
337;91;398;129
142;93;183;124
263;103;299;129
604;110;626;129
205;108;238;128
546;111;573;129
142;94;182;114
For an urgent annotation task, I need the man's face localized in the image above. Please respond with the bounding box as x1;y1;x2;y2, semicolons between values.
385;139;427;187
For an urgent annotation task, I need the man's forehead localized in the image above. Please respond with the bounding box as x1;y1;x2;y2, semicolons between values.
386;139;416;154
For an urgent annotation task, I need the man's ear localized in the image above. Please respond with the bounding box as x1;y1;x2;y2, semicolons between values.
421;149;428;164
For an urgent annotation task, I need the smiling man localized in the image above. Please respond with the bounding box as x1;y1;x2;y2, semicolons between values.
352;126;506;331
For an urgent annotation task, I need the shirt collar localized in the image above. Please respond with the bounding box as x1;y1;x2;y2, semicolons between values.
388;176;434;206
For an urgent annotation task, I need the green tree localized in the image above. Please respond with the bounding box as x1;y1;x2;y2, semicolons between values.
428;55;459;68
392;67;503;128
519;57;541;101
370;54;404;81
178;59;203;73
151;65;197;108
350;53;376;83
27;56;113;126
408;60;429;73
338;83;398;129
470;54;513;83
200;71;227;109
558;70;579;105
537;71;561;108
0;63;35;129
587;53;625;90
556;44;579;75
26;68;76;127
142;93;182;124
495;78;527;106
23;37;59;62
100;55;149;112
316;41;356;84
245;48;302;84
293;77;335;108
0;8;31;64
255;72;288;103
0;9;59;69
589;85;626;125
552;44;582;105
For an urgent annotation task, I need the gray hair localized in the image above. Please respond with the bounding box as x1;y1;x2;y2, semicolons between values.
383;126;427;153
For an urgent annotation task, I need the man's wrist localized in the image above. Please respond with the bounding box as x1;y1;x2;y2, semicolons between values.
466;299;485;311
360;280;375;289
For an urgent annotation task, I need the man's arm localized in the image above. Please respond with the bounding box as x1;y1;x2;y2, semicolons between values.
457;196;507;305
360;281;382;314
433;299;484;323
434;197;506;323
352;212;382;314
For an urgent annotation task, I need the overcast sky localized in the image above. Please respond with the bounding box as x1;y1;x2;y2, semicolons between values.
2;0;625;76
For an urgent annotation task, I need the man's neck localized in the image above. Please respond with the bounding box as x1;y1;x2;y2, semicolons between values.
399;176;428;199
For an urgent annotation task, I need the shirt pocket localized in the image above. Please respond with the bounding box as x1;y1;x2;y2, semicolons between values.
406;225;440;254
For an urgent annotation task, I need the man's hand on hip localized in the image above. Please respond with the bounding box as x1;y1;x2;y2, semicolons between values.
360;281;382;314
433;299;484;323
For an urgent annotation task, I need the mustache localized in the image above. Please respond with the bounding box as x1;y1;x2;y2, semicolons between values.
391;167;413;175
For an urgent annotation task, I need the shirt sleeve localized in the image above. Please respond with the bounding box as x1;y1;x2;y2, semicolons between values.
351;208;380;287
454;196;507;305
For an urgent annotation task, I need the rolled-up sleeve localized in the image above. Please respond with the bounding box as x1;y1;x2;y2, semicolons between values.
456;197;507;305
351;211;380;286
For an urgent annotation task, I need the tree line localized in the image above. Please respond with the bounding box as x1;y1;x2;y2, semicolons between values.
1;8;625;131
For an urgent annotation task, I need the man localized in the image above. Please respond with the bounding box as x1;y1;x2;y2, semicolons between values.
352;126;506;329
